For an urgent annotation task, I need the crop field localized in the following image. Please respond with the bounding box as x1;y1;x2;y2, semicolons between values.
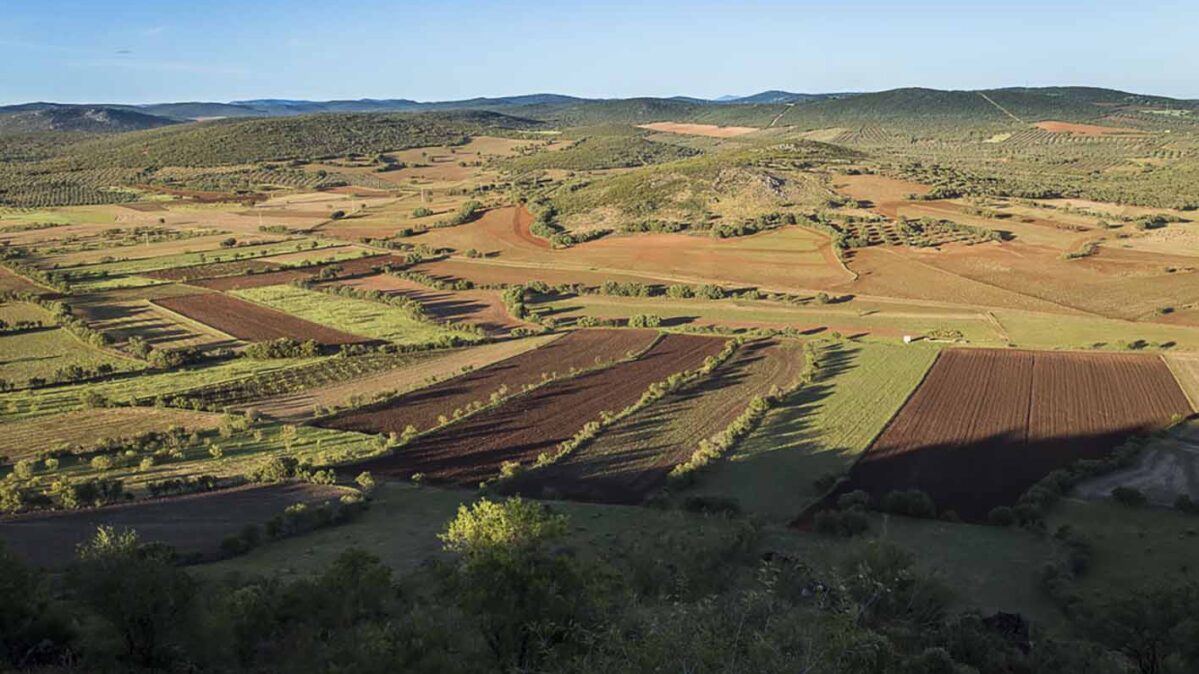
49;238;337;279
0;357;323;422
0;483;352;567
246;334;561;421
1166;353;1199;407
152;292;373;345
320;329;658;435
0;407;224;461
637;122;760;137
836;348;1194;520
0;266;54;295
689;341;940;521
165;350;442;409
342;333;726;484
408;257;668;289
510;339;808;503
142;258;278;282
72;290;241;350
38;232;285;268
0;326;144;387
333;273;533;334
230;284;477;346
185;253;402;290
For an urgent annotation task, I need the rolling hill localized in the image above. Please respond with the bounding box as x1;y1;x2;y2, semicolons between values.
0;105;178;134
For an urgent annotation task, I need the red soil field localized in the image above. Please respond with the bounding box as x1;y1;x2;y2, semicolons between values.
320;328;659;435
152;292;373;345
830;348;1194;521
332;273;534;335
341;333;726;485
0;483;350;568
185;254;403;291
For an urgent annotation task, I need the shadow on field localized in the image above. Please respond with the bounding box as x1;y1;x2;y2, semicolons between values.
503;341;773;504
812;426;1155;523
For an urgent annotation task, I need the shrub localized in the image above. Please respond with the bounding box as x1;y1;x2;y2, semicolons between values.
1111;486;1147;507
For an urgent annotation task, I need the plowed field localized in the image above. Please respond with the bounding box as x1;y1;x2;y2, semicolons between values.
186;254;402;290
509;339;808;503
836;348;1193;520
152;293;372;345
319;329;659;434
342;333;726;484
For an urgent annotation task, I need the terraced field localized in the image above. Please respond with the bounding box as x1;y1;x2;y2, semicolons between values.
509;339;807;503
320;329;657;434
249;334;560;422
230;284;477;346
341;333;726;484
0;407;224;460
153;292;373;345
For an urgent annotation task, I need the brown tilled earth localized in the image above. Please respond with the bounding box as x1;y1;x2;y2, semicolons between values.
152;292;373;345
509;339;807;504
832;348;1193;520
0;483;351;568
342;333;726;484
320;328;659;434
186;253;401;291
245;335;561;422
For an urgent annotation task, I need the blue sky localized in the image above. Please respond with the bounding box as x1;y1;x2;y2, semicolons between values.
2;0;1196;104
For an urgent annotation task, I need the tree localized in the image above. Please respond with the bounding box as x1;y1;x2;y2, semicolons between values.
437;498;595;671
68;527;197;667
0;541;71;668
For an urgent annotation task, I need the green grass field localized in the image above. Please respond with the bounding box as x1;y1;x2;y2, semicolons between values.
993;309;1199;351
232;285;478;346
55;239;338;278
1049;499;1199;601
35;420;375;492
686;340;938;521
0;356;325;421
0;326;144;387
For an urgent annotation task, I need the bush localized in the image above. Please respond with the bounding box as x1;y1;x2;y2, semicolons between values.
882;489;935;518
814;509;870;538
988;506;1015;526
1111;486;1147;507
681;495;742;517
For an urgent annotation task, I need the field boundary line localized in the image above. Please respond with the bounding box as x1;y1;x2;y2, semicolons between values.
497;336;745;483
792;344;944;523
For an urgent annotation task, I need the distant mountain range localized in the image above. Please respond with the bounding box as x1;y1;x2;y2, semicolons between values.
1;87;1194;134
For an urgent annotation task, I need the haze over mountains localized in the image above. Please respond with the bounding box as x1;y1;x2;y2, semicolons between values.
1;86;1195;135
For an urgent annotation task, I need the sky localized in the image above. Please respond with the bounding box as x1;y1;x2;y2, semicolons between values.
2;0;1197;105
